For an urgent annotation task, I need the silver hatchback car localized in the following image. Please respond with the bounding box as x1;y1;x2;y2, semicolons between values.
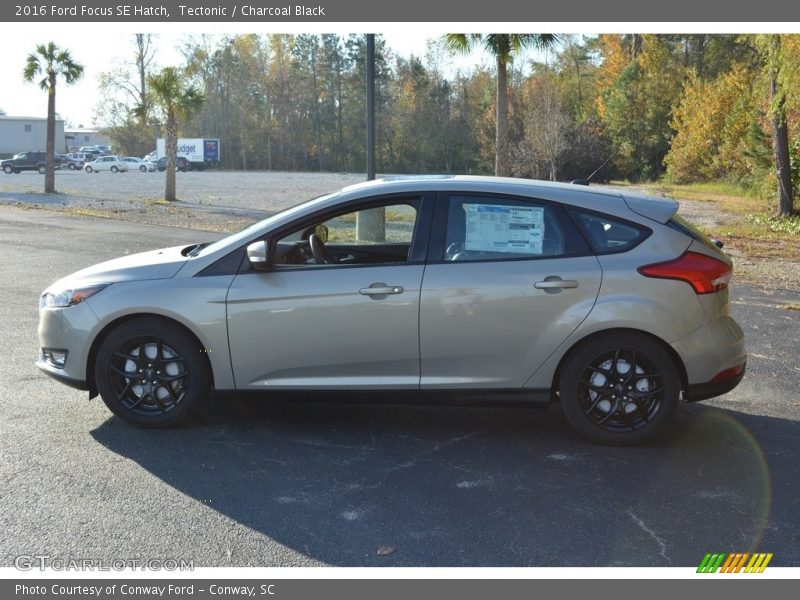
37;176;746;444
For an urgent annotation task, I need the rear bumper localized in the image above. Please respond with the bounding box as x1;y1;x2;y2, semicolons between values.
686;363;746;402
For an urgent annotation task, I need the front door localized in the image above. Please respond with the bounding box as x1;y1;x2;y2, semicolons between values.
226;196;428;390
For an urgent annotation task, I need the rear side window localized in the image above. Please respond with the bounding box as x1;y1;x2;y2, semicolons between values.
570;210;651;254
443;195;589;262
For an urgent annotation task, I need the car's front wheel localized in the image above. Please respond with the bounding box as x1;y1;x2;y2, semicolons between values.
85;166;93;173
140;165;147;172
558;332;680;445
2;165;12;174
38;165;46;174
110;166;118;173
94;318;211;427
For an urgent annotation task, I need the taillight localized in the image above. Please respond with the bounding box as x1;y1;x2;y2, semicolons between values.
638;251;732;294
711;364;745;382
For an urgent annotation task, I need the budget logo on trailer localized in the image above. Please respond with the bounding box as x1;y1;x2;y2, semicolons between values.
697;552;773;573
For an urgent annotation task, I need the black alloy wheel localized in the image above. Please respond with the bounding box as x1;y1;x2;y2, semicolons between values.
559;332;680;445
95;318;210;427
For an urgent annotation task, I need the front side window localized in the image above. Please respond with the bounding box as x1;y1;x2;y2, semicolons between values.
274;200;419;267
443;195;587;262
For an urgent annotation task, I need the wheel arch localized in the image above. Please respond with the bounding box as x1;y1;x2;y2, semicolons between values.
85;313;215;398
551;327;689;399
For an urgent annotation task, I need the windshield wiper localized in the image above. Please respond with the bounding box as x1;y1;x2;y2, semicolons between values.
185;242;211;257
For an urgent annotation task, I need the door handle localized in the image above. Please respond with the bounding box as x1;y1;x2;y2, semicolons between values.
534;278;579;290
359;284;404;296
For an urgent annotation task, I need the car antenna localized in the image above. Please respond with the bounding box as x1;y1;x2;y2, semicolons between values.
570;156;611;186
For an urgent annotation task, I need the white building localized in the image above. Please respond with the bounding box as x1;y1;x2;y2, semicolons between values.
0;116;66;155
65;128;112;152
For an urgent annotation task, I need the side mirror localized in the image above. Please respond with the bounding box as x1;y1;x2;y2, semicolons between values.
246;240;270;271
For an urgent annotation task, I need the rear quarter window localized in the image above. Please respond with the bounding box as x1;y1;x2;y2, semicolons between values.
667;214;721;252
570;209;651;254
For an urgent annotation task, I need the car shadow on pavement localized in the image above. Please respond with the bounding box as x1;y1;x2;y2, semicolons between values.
90;397;798;567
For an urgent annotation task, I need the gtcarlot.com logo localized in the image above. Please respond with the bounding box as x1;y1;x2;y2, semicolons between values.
697;552;773;573
14;555;194;571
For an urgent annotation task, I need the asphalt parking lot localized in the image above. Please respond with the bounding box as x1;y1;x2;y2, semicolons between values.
1;207;799;567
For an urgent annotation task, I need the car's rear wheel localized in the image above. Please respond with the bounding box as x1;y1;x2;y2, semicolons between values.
558;332;680;445
94;318;211;427
111;166;118;173
140;165;147;172
68;163;76;170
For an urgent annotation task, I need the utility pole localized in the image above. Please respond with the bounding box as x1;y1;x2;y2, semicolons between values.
357;33;384;242
366;33;376;181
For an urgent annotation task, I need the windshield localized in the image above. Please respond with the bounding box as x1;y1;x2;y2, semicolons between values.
194;191;342;258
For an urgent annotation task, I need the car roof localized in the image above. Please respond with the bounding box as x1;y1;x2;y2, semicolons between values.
337;176;679;223
340;175;621;197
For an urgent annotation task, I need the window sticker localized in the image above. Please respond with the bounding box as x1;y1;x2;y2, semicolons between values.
463;204;545;254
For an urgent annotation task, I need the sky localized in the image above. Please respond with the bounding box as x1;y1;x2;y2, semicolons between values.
0;26;510;129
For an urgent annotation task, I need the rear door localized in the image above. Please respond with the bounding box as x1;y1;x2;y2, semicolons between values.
419;192;602;389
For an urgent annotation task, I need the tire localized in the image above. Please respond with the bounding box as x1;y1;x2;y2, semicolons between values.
68;163;76;170
111;166;118;173
38;165;46;174
558;332;680;445
94;317;211;427
85;166;93;173
2;165;11;174
140;165;147;172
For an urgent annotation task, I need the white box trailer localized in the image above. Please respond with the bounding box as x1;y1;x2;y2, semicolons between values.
151;138;220;169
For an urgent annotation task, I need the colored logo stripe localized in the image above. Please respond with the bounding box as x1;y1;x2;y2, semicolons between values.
697;552;772;573
745;553;773;573
697;553;726;573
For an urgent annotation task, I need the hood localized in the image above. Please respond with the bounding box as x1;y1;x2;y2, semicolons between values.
50;244;191;288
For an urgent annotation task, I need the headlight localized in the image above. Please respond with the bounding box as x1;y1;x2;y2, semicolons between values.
39;284;109;310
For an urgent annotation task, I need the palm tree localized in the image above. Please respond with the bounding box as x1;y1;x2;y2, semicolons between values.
23;42;83;193
445;34;559;177
147;67;204;201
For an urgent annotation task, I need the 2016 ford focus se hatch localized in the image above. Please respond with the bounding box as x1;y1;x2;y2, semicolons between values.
37;176;746;444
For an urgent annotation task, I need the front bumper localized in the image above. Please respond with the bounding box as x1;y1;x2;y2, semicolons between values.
37;300;99;389
36;359;89;391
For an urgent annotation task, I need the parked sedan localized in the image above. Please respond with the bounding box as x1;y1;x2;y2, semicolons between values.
121;157;156;172
36;176;746;444
83;156;128;173
156;156;190;172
